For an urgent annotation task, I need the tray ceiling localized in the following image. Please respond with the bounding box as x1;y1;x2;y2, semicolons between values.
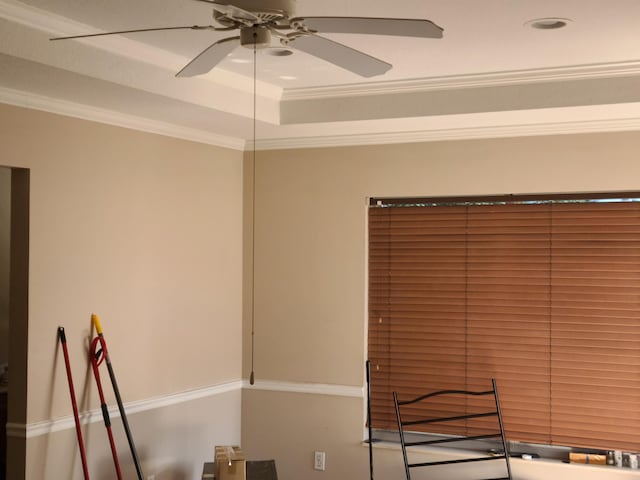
2;0;640;149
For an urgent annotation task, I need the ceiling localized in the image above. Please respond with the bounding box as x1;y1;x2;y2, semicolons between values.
2;0;640;150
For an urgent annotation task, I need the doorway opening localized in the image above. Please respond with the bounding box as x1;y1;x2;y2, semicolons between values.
0;167;29;480
0;166;9;480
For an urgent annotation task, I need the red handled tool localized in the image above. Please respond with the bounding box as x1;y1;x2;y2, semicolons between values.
58;327;91;480
89;327;123;480
91;314;144;480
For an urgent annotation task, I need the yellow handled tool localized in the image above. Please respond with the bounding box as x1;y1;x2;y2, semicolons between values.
90;313;144;480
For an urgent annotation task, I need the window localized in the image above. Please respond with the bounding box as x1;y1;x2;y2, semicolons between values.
368;193;640;452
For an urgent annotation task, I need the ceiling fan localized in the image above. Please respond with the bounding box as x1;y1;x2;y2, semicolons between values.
51;0;443;78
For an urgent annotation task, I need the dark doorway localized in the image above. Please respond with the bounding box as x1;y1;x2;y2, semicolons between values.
1;167;29;480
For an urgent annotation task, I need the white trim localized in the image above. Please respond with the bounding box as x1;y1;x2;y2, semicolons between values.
282;60;640;100
9;379;363;439
5;87;640;152
0;0;186;71
0;0;66;34
243;379;364;398
254;116;640;150
12;380;242;439
5;86;640;151
0;86;246;151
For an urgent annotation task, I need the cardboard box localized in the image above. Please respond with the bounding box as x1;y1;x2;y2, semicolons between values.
215;445;246;480
568;452;606;465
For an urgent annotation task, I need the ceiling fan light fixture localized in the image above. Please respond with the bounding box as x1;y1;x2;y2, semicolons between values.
526;17;571;30
265;47;294;57
229;55;252;63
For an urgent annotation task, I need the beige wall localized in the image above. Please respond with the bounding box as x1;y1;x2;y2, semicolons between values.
241;132;640;480
4;99;639;479
0;103;244;479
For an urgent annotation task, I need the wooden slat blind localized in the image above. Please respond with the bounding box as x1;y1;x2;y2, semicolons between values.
369;206;467;432
368;197;640;452
550;202;640;450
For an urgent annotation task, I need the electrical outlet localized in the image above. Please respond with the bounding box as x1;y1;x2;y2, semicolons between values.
314;451;326;471
146;475;155;480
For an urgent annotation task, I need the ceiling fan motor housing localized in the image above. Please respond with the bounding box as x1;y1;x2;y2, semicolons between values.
240;25;272;48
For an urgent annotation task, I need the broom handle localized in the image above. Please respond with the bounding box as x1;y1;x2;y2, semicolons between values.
89;336;123;480
92;314;144;480
58;327;91;480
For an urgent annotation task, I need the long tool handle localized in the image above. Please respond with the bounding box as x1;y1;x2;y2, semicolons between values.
92;314;144;480
366;360;374;480
89;336;123;480
58;327;91;480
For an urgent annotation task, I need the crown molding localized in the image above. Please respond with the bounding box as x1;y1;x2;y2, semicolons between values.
0;0;187;67
282;60;640;101
254;116;640;150
0;86;246;150
5;85;640;152
0;0;66;33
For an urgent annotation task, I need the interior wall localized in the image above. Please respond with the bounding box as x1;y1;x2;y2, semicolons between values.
28;388;241;480
0;103;244;480
0;167;9;368
241;131;640;480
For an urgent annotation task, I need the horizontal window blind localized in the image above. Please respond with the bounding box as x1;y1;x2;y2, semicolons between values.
368;196;640;452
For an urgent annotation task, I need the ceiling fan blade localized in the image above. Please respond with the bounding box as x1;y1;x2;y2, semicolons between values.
50;25;216;41
195;0;261;23
291;17;443;38
291;34;391;78
176;35;240;77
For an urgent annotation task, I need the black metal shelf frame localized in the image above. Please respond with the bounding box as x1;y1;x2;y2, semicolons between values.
393;378;513;480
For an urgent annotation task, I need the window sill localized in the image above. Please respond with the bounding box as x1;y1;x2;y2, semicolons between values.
363;441;640;479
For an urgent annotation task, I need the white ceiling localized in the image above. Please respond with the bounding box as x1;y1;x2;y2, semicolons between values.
2;0;640;150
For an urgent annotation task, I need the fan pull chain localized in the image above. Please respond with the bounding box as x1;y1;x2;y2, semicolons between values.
249;29;257;386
